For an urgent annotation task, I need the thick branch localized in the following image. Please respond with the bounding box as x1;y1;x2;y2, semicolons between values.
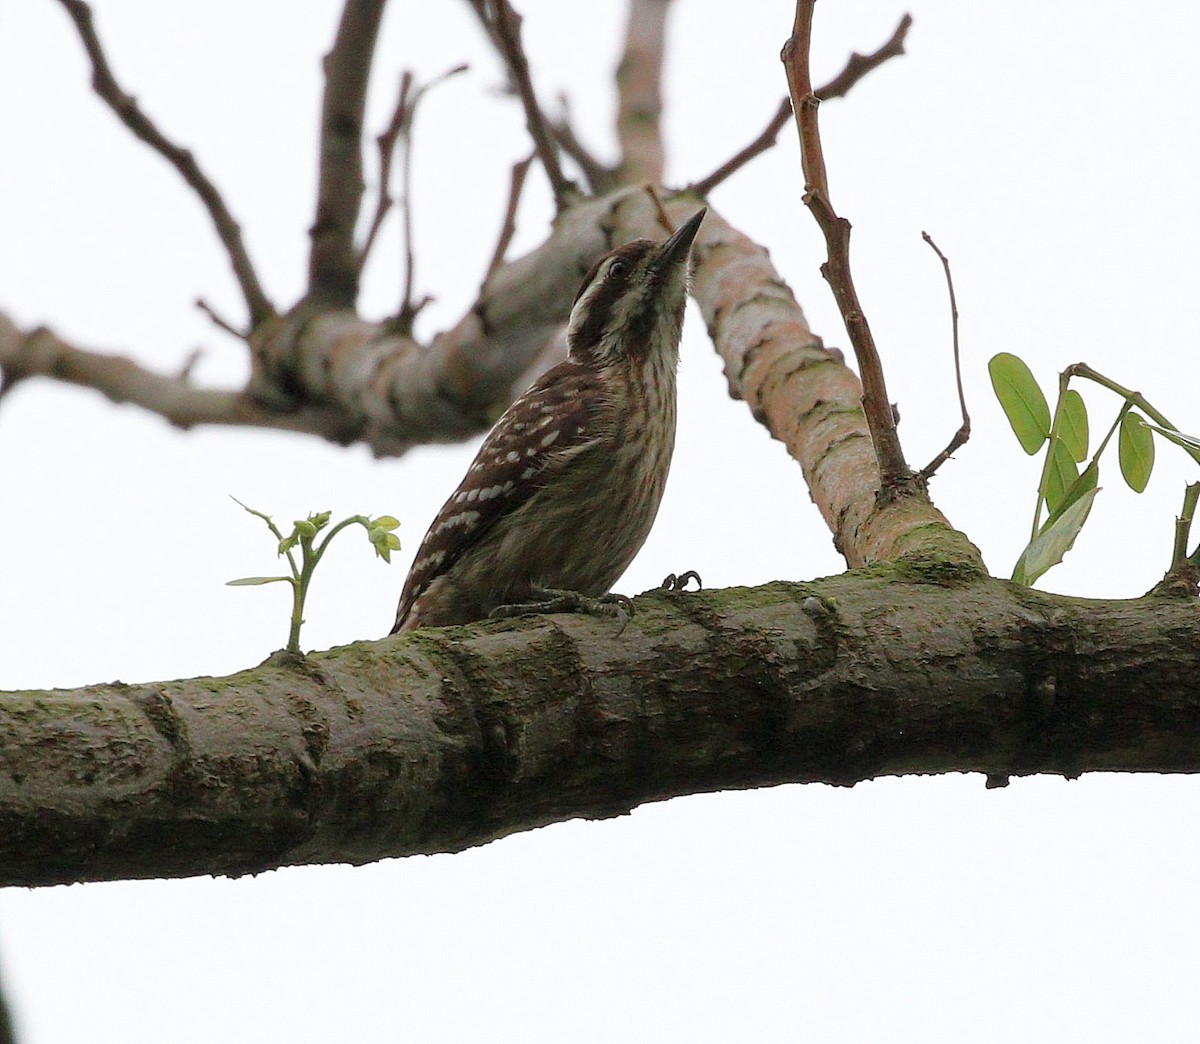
54;0;274;328
783;2;913;493
309;0;388;308
3;575;1198;887
0;314;346;436
615;0;672;185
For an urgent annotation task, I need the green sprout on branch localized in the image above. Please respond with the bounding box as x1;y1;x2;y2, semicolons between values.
227;498;400;653
989;354;1200;587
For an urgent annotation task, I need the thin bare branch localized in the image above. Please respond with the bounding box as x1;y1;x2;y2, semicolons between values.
615;0;672;185
470;0;576;209
484;153;535;282
918;232;970;480
54;0;274;328
551;94;616;194
815;13;912;101
691;14;913;196
360;71;414;272
690;99;793;197
360;64;468;280
196;298;245;340
782;1;914;494
309;0;389;308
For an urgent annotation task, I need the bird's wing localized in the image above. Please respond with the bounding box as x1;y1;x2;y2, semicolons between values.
393;360;609;629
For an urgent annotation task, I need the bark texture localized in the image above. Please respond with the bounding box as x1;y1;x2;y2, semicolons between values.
3;573;1197;888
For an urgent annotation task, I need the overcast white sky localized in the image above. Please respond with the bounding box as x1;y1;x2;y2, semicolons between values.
2;1;1200;1041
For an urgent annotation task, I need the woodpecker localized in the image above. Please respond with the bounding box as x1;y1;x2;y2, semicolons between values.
392;207;706;633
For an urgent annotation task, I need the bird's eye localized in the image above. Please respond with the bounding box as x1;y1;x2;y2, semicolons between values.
607;259;627;280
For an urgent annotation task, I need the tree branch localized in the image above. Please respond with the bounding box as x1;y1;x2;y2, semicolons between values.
551;96;616;194
469;0;576;209
483;152;536;282
54;0;275;329
691;13;913;196
0;314;348;437
3;575;1198;887
815;13;912;101
918;232;970;480
782;1;914;495
308;0;389;308
614;0;672;185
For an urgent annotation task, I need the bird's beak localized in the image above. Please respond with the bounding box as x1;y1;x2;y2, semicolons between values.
654;207;706;271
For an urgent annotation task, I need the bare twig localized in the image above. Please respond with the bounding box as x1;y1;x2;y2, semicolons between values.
309;0;388;308
615;0;672;185
690;99;793;197
360;71;414;272
196;298;245;339
471;0;576;209
782;1;914;494
918;232;970;480
484;153;535;282
692;14;913;196
360;64;468;279
551;95;616;194
55;0;274;328
644;186;674;234
815;13;912;101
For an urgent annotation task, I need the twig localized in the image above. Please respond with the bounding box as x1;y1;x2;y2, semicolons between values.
690;99;793;197
196;298;245;339
614;0;672;185
360;71;414;273
918;232;970;480
782;0;913;494
360;64;468;279
644;186;675;234
472;0;577;209
691;14;913;196
815;13;913;101
55;0;274;328
484;153;535;282
309;0;388;308
551;94;616;194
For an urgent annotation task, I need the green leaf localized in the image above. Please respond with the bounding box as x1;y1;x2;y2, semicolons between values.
370;528;401;562
1043;438;1079;514
227;576;292;586
1056;388;1089;462
1041;460;1098;533
370;515;401;531
1013;486;1101;586
1140;422;1200;451
278;533;299;555
1119;412;1155;492
989;353;1051;455
310;511;332;529
294;520;318;539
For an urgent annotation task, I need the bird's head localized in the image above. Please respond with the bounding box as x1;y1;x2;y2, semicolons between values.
566;208;706;368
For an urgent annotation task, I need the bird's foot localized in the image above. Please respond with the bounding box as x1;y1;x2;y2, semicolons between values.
659;570;702;593
490;587;633;631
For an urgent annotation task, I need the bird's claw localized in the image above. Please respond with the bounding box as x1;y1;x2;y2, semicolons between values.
490;588;633;633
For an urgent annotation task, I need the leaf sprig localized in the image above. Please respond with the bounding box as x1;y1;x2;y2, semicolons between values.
228;498;400;653
989;354;1200;586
